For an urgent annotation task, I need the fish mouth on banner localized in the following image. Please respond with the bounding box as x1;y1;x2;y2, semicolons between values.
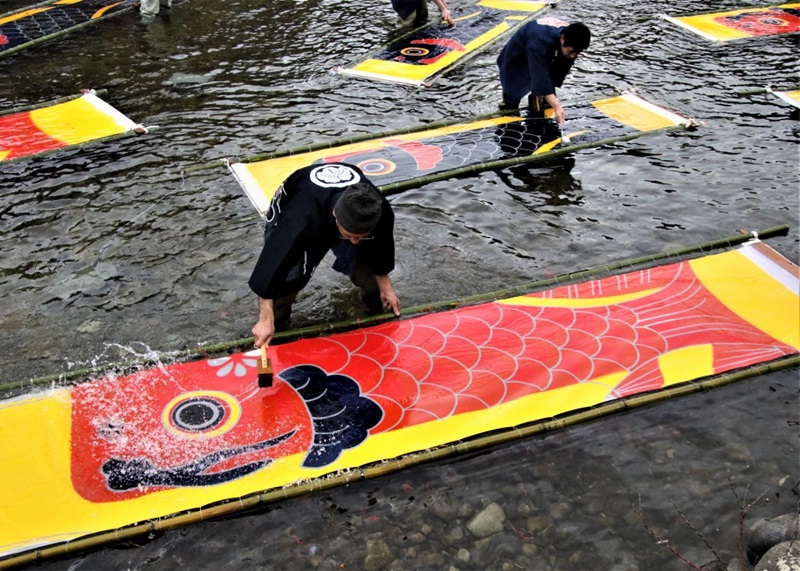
101;430;297;490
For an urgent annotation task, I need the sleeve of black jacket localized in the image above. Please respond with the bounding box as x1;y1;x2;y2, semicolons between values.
358;195;395;276
248;211;307;300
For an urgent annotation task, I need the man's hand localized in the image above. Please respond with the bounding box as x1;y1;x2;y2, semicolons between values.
434;0;452;26
552;105;566;126
253;298;276;348
375;274;401;316
545;94;565;126
441;9;453;26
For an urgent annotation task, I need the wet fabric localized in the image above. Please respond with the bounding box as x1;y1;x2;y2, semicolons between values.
1;239;797;562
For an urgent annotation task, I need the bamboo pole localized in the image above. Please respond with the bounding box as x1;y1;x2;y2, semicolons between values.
737;86;799;97
378;123;692;195
0;89;108;117
2;353;796;570
0;126;157;167
0;224;789;394
0;5;135;59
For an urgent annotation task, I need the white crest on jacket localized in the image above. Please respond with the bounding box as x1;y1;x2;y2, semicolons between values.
310;164;361;188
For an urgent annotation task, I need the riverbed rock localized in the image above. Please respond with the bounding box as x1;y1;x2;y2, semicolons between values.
754;541;800;571
747;513;800;564
363;537;394;571
466;502;506;538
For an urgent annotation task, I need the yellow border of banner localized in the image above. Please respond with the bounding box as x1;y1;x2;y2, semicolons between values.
660;3;800;42
338;2;547;85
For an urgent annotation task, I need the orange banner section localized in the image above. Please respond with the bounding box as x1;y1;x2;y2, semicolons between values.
661;3;800;42
0;92;143;162
0;240;797;561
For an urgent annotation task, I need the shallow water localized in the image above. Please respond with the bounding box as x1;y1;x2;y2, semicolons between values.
1;0;798;568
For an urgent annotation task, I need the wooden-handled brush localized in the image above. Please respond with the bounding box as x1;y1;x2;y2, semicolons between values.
257;345;273;388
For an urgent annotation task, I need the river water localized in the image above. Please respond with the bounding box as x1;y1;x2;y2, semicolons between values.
1;0;798;568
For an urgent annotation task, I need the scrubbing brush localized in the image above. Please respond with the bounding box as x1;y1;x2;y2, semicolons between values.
257;345;273;388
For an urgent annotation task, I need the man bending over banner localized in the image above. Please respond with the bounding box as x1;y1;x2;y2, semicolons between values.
250;163;401;348
392;0;452;27
497;18;591;125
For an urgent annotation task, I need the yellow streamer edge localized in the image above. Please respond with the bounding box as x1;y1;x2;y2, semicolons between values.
498;287;662;307
689;248;800;350
592;94;683;131
28;96;127;146
92;2;125;19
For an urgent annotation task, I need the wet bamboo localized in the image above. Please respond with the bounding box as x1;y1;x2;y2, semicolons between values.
0;127;157;167
737;86;799;97
0;90;108;117
0;224;789;394
2;354;795;570
378;123;692;195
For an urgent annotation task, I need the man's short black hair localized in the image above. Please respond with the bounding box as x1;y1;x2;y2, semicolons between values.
334;182;382;234
562;22;591;52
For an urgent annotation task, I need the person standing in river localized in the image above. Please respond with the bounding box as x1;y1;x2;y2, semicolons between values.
391;0;453;27
249;163;401;349
497;18;591;125
140;0;172;19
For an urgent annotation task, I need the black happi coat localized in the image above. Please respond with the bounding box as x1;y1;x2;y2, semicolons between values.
497;18;575;103
248;163;395;300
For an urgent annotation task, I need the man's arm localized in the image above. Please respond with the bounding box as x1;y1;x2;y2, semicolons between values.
374;274;401;316
544;93;565;125
431;0;451;23
252;297;276;348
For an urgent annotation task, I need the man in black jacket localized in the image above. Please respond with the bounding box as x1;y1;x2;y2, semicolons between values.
497;19;591;124
249;163;400;348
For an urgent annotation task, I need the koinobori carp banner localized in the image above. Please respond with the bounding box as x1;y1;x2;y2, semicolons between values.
660;3;800;42
229;92;692;215
0;0;134;57
335;0;551;86
1;239;798;562
0;91;145;162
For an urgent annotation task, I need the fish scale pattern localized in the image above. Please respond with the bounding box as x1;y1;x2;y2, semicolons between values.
0;0;132;53
314;104;627;188
274;258;797;433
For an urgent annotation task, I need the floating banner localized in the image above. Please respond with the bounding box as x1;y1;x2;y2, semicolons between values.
1;238;798;564
660;3;800;42
768;86;800;108
335;0;551;86
0;91;146;163
229;92;693;215
0;0;134;57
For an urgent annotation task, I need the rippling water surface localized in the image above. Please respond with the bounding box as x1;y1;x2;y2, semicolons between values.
1;0;798;568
